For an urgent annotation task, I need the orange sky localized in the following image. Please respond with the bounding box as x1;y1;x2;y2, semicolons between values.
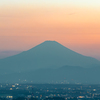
0;0;100;60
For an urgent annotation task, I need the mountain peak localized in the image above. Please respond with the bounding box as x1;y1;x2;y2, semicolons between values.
30;40;64;50
44;40;56;42
42;40;60;44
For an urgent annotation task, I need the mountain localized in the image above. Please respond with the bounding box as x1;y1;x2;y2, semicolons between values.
0;40;100;74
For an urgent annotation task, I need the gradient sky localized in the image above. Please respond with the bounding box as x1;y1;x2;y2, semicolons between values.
0;0;100;60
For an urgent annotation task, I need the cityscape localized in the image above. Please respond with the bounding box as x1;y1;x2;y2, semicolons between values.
0;83;100;100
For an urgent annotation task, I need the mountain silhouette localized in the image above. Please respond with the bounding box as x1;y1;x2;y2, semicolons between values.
0;40;100;74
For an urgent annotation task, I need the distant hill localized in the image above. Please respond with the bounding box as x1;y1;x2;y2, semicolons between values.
0;51;22;59
0;41;100;75
1;65;100;84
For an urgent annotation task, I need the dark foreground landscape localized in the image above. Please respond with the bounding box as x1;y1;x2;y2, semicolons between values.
0;84;100;100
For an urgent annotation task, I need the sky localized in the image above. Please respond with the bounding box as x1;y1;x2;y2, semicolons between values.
0;0;100;60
